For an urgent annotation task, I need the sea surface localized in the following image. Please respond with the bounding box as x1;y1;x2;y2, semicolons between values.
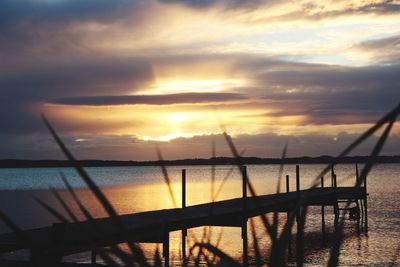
0;164;399;266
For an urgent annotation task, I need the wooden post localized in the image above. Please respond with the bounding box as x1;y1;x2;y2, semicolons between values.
356;163;360;186
331;165;335;187
286;174;292;259
286;175;290;193
163;230;170;267
364;172;368;232
321;176;326;237
333;173;339;231
354;164;362;232
181;169;187;260
296;165;300;224
295;165;303;267
241;166;248;267
242;221;248;267
296;165;300;197
333;174;337;189
355;200;361;234
242;166;247;213
182;169;186;209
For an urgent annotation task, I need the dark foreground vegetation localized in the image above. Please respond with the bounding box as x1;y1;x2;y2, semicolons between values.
0;103;399;267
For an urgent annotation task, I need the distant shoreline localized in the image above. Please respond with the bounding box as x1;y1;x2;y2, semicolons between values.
1;155;400;168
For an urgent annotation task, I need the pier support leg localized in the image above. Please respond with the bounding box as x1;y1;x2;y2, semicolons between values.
296;207;304;267
163;231;170;267
320;176;326;239
364;197;368;233
241;166;248;266
355;200;361;234
242;220;248;267
360;199;364;231
295;165;304;266
333;202;339;232
286;174;292;258
287;212;292;259
321;206;326;238
182;228;187;261
181;169;187;261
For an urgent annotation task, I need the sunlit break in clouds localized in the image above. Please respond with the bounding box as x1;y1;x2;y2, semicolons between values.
1;0;400;160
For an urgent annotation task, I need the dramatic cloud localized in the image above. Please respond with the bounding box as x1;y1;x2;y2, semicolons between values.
49;92;246;106
253;62;400;122
0;56;153;134
357;34;400;63
1;0;399;159
159;0;271;9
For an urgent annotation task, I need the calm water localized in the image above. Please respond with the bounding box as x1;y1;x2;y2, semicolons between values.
0;164;399;266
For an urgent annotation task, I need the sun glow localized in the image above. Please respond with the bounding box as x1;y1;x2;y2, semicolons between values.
139;132;196;142
138;79;244;94
165;113;191;124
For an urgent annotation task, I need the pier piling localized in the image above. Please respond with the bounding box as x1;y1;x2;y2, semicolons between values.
321;176;326;237
286;174;292;258
363;169;368;232
181;169;187;260
295;165;304;266
241;166;248;267
163;230;169;267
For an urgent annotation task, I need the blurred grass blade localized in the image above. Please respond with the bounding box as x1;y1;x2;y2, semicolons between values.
314;103;400;184
42;116;120;223
272;143;288;241
193;242;241;267
210;228;224;264
328;117;396;267
51;185;79;222
213;149;245;202
271;210;296;266
276;143;288;194
61;175;139;267
53;178;125;267
43;116;150;266
156;145;178;209
250;218;263;267
34;196;70;224
61;174;94;221
153;246;163;267
221;131;276;239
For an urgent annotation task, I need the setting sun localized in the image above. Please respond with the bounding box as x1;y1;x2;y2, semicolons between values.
140;79;245;94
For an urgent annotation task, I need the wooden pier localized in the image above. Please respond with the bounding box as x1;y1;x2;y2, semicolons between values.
0;165;368;266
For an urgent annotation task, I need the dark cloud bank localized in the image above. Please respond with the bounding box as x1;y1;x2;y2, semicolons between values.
50;93;246;106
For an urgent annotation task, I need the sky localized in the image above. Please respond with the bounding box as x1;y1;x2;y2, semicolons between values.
1;0;400;160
